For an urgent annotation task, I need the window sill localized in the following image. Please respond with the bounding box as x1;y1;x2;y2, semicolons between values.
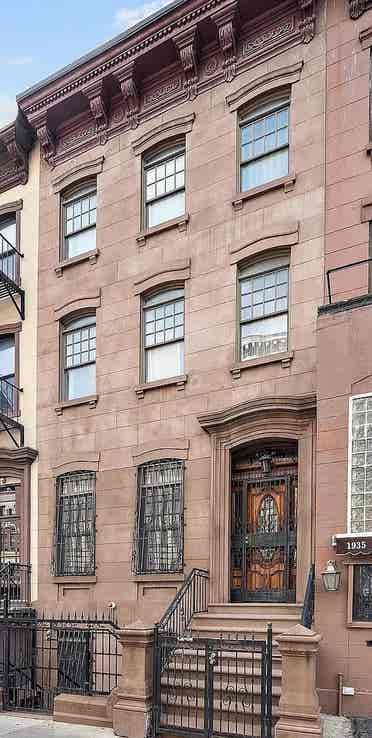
55;394;99;414
130;573;184;583
232;173;296;211
53;575;97;585
230;351;294;379
54;249;99;276
347;620;372;629
136;213;189;245
135;374;188;399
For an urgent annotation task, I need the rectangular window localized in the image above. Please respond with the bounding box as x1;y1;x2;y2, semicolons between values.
143;288;184;382
0;334;16;416
0;215;17;283
54;471;96;576
62;186;97;260
144;144;185;229
240;98;289;192
349;394;372;534
62;316;96;401
134;460;184;574
353;564;372;621
239;258;289;362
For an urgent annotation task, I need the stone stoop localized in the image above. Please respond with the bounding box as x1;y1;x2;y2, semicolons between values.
191;602;303;636
53;693;112;728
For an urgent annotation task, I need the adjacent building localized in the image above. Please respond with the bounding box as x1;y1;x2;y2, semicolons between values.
0;0;372;725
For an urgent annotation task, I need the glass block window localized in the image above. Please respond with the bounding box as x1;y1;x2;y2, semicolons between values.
349;395;372;533
53;471;96;576
144;144;185;228
143;288;184;382
239;258;289;361
353;564;372;621
133;460;184;574
63;185;97;260
62;315;96;400
240;97;290;192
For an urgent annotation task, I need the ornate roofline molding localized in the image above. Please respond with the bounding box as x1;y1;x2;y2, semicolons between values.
226;61;304;112
132;113;195;155
229;222;299;264
133;258;191;295
349;0;371;19
198;394;316;434
0;115;34;195
52;155;104;193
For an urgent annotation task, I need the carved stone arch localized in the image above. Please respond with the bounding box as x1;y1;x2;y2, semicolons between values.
197;395;316;604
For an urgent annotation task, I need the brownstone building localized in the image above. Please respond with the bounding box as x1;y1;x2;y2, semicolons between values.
0;0;371;731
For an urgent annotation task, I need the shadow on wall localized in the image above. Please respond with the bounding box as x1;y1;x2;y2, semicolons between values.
322;715;372;738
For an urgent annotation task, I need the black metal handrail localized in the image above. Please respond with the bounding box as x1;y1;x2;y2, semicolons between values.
301;563;315;629
0;562;31;617
0;376;22;419
158;568;209;637
326;256;372;304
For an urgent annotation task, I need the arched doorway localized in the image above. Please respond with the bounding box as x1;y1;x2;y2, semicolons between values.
230;441;298;603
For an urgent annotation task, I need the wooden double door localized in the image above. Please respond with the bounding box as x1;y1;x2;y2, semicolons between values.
231;452;298;603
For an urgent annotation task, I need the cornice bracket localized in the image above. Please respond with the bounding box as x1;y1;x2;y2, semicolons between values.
174;27;199;101
82;79;109;139
0;127;27;184
297;0;316;43
114;63;140;130
212;3;239;83
29;113;55;165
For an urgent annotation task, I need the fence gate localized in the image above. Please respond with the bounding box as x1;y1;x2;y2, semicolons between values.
0;614;121;714
153;626;273;738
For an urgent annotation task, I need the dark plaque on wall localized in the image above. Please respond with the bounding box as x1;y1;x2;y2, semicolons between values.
335;534;372;556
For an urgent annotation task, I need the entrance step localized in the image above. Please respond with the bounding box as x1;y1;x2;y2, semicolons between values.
208;602;303;617
192;608;302;636
54;693;112;728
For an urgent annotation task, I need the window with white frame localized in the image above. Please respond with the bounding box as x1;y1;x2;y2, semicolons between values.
143;143;185;229
349;394;372;534
62;315;96;400
62;184;97;260
238;256;289;362
142;288;184;383
239;95;290;192
133;459;184;574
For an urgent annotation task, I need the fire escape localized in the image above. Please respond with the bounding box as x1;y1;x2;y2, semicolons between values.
0;231;25;448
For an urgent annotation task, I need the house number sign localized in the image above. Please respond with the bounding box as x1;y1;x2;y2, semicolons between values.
335;535;372;556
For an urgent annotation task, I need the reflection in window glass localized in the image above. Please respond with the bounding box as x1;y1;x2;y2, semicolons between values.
62;316;96;400
143;289;184;382
240;101;289;191
144;145;185;228
239;265;289;361
63;188;97;259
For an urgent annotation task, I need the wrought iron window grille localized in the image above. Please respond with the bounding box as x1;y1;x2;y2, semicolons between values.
53;471;96;577
132;459;184;575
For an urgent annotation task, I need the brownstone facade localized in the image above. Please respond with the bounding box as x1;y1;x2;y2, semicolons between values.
0;0;371;723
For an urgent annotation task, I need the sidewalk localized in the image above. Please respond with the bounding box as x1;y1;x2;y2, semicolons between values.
0;714;114;737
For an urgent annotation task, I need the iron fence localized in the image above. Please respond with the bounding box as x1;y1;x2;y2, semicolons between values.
153;627;273;738
0;562;31;616
0;612;122;714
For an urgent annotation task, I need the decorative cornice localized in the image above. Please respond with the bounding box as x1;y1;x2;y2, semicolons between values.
297;0;316;43
0;199;23;217
226;61;304;112
82;79;109;137
198;395;316;433
113;62;140;129
229;222;299;264
51;155;104;193
32;114;56;165
174;26;199;101
132;113;195;155
0;116;33;194
133;258;191;294
212;2;239;82
0;447;38;467
349;0;371;19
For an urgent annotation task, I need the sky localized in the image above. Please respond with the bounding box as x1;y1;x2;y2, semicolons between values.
0;0;173;128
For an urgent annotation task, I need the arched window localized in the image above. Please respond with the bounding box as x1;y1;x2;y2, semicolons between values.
238;255;289;362
61;314;96;400
239;94;290;192
143;142;185;228
61;182;97;260
133;459;184;574
53;471;96;576
142;287;184;382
